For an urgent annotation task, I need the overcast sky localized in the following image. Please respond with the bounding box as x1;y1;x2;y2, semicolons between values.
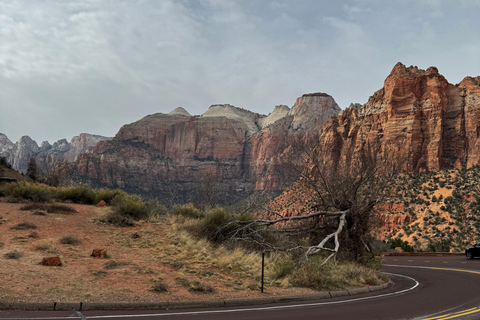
1;0;479;144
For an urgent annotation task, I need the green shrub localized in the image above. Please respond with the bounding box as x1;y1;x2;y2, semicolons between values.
146;199;167;220
60;235;81;245
104;210;136;226
188;281;214;293
11;222;37;230
57;184;96;204
4;250;22;259
201;208;254;243
28;232;39;238
269;255;296;279
291;258;385;290
46;204;77;214
93;188;125;204
0;182;55;202
171;204;202;219
110;193;148;220
21;203;76;214
104;260;129;270
176;277;213;293
151;279;169;293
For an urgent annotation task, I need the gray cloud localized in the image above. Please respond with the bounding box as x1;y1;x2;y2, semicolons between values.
0;0;479;143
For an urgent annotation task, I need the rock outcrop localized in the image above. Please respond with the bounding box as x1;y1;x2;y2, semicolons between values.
320;63;480;172
0;133;111;176
58;95;341;204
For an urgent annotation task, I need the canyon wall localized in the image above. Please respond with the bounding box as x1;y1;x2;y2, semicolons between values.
58;96;341;203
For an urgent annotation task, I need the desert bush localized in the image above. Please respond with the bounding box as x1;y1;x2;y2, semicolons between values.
11;222;37;230
146;199;167;221
20;203;49;211
4;250;22;259
93;270;109;278
0;242;4;248
60;235;81;245
291;257;385;290
0;182;55;202
175;277;214;293
104;210;136;227
151;279;169;293
47;204;77;214
269;254;296;279
57;184;96;204
20;203;76;214
188;281;214;293
171;203;202;219
201;208;255;243
110;193;148;220
93;188;124;204
104;260;130;270
34;240;60;254
28;231;39;238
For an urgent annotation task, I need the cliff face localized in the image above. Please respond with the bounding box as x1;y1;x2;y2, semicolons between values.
0;133;111;176
320;63;480;171
59;95;341;203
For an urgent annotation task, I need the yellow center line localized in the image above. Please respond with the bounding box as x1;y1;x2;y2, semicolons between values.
422;308;480;320
385;264;480;319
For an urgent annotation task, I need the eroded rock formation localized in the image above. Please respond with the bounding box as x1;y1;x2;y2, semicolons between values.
0;133;111;176
58;94;341;203
320;63;480;172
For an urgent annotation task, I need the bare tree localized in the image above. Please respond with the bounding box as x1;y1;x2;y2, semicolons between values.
221;140;402;264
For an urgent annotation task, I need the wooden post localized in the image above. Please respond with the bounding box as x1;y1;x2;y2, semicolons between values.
261;252;265;293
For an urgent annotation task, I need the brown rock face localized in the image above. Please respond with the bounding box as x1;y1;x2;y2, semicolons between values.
41;256;62;266
59;98;341;204
320;63;480;171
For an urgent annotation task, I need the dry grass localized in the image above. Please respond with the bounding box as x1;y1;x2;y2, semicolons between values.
0;202;381;303
34;240;60;255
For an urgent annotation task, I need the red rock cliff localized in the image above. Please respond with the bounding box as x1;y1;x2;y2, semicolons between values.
320;63;480;171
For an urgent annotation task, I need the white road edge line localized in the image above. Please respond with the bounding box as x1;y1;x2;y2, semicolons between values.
87;273;419;319
0;273;419;320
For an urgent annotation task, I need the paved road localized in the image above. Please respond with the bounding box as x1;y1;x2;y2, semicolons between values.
3;256;480;320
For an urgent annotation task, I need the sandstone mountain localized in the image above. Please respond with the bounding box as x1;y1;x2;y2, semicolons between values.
320;63;480;171
0;133;111;177
58;94;341;204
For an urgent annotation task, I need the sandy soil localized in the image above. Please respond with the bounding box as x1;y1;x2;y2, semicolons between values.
0;203;315;303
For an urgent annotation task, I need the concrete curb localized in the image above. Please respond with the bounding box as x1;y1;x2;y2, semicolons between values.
0;282;392;311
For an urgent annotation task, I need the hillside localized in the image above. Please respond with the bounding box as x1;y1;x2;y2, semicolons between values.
267;165;480;252
0;202;318;303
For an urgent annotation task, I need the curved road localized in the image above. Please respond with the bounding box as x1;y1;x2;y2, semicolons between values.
2;256;480;320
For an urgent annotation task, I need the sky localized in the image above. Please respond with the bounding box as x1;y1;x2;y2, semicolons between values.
0;0;479;144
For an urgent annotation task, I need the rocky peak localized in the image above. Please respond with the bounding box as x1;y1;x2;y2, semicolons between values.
168;107;192;117
388;62;440;80
16;136;39;152
52;139;70;152
0;134;13;153
40;141;52;150
202;104;266;137
459;76;480;94
289;93;341;131
261;105;290;128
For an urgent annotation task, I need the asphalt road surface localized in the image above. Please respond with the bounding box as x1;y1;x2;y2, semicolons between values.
3;256;480;320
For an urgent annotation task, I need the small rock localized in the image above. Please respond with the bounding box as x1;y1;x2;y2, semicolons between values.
132;232;141;239
91;249;107;258
96;200;107;207
42;256;62;266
